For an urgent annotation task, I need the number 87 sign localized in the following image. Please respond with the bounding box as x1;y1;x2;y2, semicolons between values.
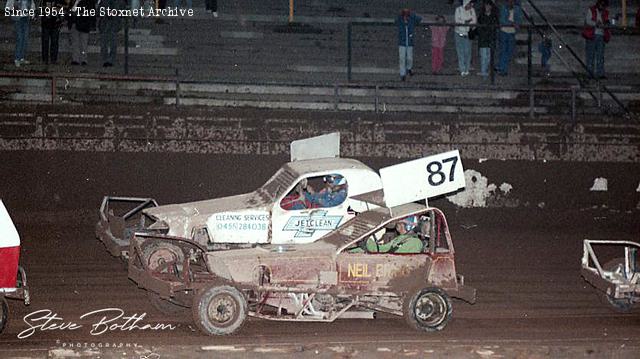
379;150;465;208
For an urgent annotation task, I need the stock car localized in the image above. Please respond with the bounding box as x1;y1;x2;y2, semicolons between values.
0;200;30;334
96;133;383;259
581;239;639;312
127;203;476;335
124;148;470;334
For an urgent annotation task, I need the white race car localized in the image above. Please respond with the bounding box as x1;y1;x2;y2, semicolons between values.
96;133;382;258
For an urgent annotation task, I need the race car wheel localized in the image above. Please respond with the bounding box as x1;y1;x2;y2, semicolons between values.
147;291;189;315
193;285;247;336
0;296;8;334
404;287;452;332
142;242;184;274
599;259;636;313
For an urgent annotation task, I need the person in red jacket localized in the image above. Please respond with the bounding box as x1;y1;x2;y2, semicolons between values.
582;0;611;79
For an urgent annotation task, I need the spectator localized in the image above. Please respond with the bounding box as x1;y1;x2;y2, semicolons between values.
477;0;498;77
69;0;95;66
538;33;552;77
582;0;611;79
430;15;449;74
454;0;477;76
636;5;639;29
5;0;36;67
173;0;191;10
97;0;125;67
496;0;522;76
395;8;423;81
41;0;65;65
205;0;218;17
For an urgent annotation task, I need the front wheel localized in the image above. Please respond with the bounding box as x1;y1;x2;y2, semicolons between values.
0;296;8;334
192;285;247;335
404;287;452;332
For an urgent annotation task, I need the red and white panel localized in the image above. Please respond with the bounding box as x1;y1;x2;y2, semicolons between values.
0;200;20;289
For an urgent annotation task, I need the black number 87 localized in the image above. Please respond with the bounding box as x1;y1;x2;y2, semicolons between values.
426;156;458;186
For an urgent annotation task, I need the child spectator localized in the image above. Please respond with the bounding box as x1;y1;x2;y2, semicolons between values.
477;0;498;77
430;15;449;74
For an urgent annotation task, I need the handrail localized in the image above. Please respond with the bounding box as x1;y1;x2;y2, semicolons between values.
524;0;634;120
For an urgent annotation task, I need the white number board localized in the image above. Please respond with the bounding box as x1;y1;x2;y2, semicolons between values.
379;150;465;207
290;132;340;162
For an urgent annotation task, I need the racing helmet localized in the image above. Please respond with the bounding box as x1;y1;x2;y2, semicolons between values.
399;215;418;233
323;174;346;186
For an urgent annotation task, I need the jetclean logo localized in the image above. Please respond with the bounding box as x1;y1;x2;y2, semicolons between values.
283;210;343;238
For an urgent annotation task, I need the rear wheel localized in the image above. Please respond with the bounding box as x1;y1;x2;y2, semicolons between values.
192;285;247;335
404;287;452;332
142;242;184;275
0;296;8;334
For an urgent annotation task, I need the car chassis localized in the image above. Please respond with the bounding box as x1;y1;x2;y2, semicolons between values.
581;239;639;312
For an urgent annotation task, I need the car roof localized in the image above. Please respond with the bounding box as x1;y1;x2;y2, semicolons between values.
284;158;375;176
321;202;430;248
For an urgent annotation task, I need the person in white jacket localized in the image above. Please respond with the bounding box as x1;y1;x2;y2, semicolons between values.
454;0;477;76
5;0;36;67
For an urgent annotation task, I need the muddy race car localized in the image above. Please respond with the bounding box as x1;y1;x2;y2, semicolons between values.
129;203;476;335
581;239;639;312
0;200;30;334
96;133;383;258
126;150;472;334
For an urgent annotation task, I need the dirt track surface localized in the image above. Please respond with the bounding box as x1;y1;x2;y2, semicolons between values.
0;151;639;358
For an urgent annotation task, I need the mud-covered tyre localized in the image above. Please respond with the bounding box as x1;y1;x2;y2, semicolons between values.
599;259;636;313
0;296;8;334
192;285;247;336
142;241;184;274
404;287;452;332
147;291;188;315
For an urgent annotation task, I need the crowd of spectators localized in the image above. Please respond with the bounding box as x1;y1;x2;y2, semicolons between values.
3;0;639;80
397;0;634;82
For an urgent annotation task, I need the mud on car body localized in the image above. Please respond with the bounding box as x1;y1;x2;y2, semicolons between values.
128;203;476;335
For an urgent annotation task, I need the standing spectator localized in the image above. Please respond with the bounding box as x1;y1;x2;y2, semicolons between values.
5;0;36;67
454;0;477;76
477;0;498;77
496;0;522;76
636;5;640;29
69;0;95;66
395;8;423;81
538;33;552;77
582;0;611;79
430;15;449;74
97;0;125;67
205;0;217;17
41;0;65;65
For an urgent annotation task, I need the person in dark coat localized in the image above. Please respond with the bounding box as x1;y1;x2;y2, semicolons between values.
69;0;96;65
41;0;65;64
476;0;498;77
395;8;423;81
97;0;125;67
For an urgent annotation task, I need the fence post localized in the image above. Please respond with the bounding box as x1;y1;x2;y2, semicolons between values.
175;68;180;107
374;85;379;113
334;83;339;110
50;76;56;104
347;22;352;82
124;17;129;75
527;26;534;118
571;85;577;124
